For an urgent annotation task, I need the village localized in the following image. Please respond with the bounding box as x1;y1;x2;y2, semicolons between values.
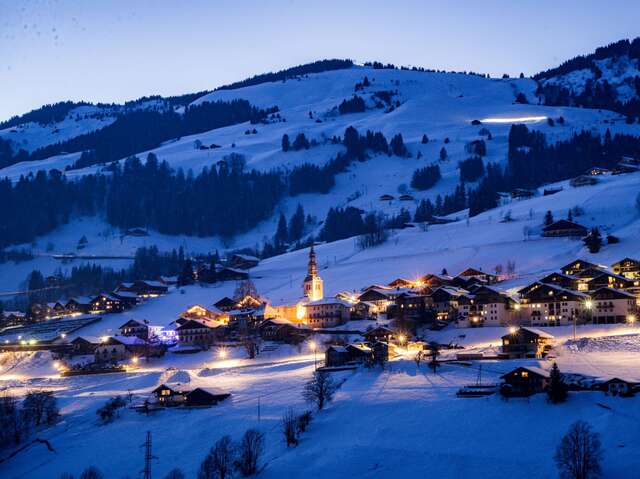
1;242;639;405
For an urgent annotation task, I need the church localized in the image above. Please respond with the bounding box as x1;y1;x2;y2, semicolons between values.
271;244;351;328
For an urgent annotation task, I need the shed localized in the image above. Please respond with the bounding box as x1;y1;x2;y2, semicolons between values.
185;387;231;406
500;366;550;397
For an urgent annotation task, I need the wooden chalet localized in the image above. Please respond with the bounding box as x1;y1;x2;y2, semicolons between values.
214;296;238;312
457;267;498;285
363;326;394;343
229;254;260;270
89;294;126;314
185;388;231;407
501;327;553;359
394;292;431;322
152;384;186;406
357;287;393;313
518;283;589;326
388;278;414;288
258;319;307;342
399;194;415;201
542;220;588;238
586;166;610;176
589;288;637;324
561;259;602;276
69;336;98;356
324;343;375;367
111;291;138;309
538;272;577;290
500;366;550;397
612;257;640;280
65;297;92;314
216;267;249;281
570;175;598;187
119;319;151;339
116;280;168;297
599;378;636;397
510;188;535;199
584;271;633;292
325;345;350;367
379;194;395;201
176;319;219;348
94;337;128;363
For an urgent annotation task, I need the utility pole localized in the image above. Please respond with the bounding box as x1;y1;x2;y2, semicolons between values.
257;396;261;422
142;431;156;479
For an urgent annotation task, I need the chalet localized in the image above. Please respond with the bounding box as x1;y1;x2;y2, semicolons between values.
538;272;577;290
325;345;350;367
46;301;67;318
185;387;231;407
258;318;308;342
176;320;219;348
115;280;168;298
589;288;637;324
69;336;98;356
363;326;395;344
346;343;373;363
152;384;186;406
583;271;633;292
542;220;588;238
543;187;563;196
216;267;249;282
228;306;266;333
379;194;395;201
500;327;554;359
421;273;454;288
357;288;393;314
399;194;415;201
457;268;498;285
612;258;640;279
1;310;27;326
181;304;223;322
119;319;153;339
511;188;535;199
599;378;636;397
518;283;588;326
560;259;602;277
229;254;260;270
570;175;598;187
94;337;128;363
612;163;639;175
89;294;126;314
500;366;550;397
429;286;468;321
66;297;92;314
586;166;610;176
457;286;513;327
303;298;351;328
111;291;138;309
388;278;414;288
214;296;238;312
351;301;378;319
394;292;432;322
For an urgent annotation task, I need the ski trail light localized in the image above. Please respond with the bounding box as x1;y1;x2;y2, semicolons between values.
219;349;228;359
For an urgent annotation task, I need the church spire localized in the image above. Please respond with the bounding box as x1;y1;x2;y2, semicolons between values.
308;243;317;278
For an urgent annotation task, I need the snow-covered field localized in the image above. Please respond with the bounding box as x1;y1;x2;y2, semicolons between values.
2;322;640;478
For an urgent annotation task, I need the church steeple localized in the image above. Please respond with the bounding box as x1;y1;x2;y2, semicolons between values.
303;244;323;301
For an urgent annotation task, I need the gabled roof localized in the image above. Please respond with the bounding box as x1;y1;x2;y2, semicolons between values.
176;319;216;331
501;366;550;379
590;287;636;300
560;259;600;272
612;257;640;267
543;220;588;232
119;319;146;330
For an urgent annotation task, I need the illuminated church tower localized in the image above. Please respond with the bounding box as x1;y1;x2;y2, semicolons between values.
303;244;323;301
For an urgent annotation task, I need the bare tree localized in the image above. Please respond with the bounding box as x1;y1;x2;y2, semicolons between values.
282;408;298;447
554;420;603;479
296;411;312;435
414;350;424;368
243;337;260;359
22;390;58;426
79;467;104;479
211;435;235;479
235;429;264;477
163;469;185;479
303;371;338;411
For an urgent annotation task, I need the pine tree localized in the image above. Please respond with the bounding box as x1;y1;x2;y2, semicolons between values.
421;134;429;144
567;209;573;222
584;227;602;253
274;213;288;249
439;147;447;161
288;204;305;242
547;363;568;403
544;210;554;226
281;134;290;152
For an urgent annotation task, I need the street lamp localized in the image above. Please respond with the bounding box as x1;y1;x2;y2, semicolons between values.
218;348;228;359
309;341;317;370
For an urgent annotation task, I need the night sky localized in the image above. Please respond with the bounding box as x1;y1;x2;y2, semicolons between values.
1;0;639;120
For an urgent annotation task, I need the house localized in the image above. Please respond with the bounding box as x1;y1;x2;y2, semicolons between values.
176;319;219;348
345;343;373;364
325;345;350;367
1;311;28;326
258;318;308;342
612;258;640;280
66;297;92;314
46;301;67;319
363;326;395;344
152;384;186;406
379;194;394;201
589;288;637;324
538;272;578;290
543;187;563;196
457;286;514;327
457;268;498;285
583;271;633;292
388;278;414;289
94;337;128;363
399;194;415;201
542;220;588;238
518;283;589;326
185;387;231;407
89;294;126;314
586;167;610;176
429;286;468;321
115;280;168;298
69;336;98;356
357;288;393;314
501;327;553;359
214;297;238;312
561;259;602;277
303;298;351;328
511;188;535;199
599;378;636;397
394;292;432;322
500;366;550;396
570;175;598;187
119;319;153;339
111;291;138;309
229;254;260;270
180;305;223;322
216;267;249;282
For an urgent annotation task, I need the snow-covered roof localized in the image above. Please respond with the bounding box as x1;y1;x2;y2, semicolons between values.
520;327;555;339
304;298;352;307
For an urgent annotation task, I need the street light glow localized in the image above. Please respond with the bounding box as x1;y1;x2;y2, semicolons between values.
479;116;547;124
309;341;317;351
